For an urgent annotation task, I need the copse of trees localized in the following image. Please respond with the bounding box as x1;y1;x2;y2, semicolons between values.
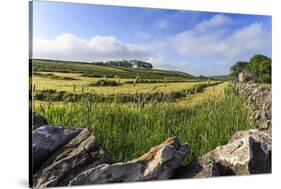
92;60;153;69
249;54;271;83
230;54;271;83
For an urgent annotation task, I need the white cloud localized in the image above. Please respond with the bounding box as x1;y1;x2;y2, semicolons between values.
146;54;192;73
146;54;170;69
169;15;271;68
135;31;151;41
194;14;232;33
34;33;151;62
170;28;228;57
155;20;168;29
222;23;271;60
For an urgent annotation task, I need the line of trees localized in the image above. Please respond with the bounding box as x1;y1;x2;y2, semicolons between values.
92;60;153;69
230;54;271;83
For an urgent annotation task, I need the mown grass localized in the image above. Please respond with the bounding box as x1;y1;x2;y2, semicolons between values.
33;83;251;164
32;59;194;79
33;72;79;81
31;71;209;94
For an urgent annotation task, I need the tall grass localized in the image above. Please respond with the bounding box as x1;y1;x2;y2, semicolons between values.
33;84;251;163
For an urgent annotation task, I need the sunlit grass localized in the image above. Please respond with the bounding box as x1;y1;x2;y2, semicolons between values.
33;83;225;109
33;83;251;163
31;72;212;94
169;82;228;108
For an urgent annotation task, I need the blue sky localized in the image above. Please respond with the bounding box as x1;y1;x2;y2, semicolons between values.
32;1;272;76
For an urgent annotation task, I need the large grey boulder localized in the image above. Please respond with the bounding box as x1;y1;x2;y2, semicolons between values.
32;126;82;172
33;128;113;188
229;129;272;173
207;136;270;175
32;112;48;130
69;137;189;185
229;129;271;149
174;129;271;178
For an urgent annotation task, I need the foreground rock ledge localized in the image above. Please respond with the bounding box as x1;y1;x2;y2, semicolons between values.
32;125;83;172
32;124;189;188
69;137;189;185
174;129;271;178
33;127;113;188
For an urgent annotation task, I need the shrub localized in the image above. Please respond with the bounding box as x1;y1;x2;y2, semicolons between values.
258;74;271;84
95;79;119;86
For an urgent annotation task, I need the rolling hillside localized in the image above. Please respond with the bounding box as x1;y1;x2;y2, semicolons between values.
31;59;195;80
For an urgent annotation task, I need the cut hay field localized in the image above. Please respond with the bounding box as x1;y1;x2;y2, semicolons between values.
31;59;251;164
31;71;212;95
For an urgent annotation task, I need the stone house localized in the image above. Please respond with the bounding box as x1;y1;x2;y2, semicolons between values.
238;70;256;82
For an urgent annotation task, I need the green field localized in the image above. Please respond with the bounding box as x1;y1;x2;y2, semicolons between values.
32;59;194;79
31;59;251;163
32;71;213;95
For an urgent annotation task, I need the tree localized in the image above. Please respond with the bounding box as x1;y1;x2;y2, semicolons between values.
230;61;248;78
229;54;272;83
248;54;271;78
248;54;271;83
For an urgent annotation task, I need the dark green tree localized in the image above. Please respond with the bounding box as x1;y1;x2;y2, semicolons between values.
229;54;272;83
230;61;248;77
248;54;271;83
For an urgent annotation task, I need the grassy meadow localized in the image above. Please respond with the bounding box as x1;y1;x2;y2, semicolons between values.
32;72;213;94
31;59;251;163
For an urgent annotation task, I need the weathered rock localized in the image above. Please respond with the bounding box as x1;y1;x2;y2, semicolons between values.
33;128;113;188
69;137;189;185
32;126;82;172
229;129;271;149
208;136;270;175
174;130;271;178
173;156;222;179
32;112;48;130
229;129;272;173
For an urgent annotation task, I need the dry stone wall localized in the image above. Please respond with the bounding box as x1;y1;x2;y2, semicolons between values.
236;82;272;129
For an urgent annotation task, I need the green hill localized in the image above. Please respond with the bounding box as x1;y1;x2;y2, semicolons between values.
209;74;233;81
31;59;195;80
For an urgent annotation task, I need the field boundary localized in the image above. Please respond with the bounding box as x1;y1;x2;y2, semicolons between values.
32;81;223;104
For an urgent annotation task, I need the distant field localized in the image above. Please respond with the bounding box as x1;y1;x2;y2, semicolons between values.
32;59;194;79
32;71;212;95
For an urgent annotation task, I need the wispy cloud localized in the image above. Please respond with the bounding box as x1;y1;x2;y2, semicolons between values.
193;14;233;33
135;31;151;41
155;20;168;29
169;15;271;70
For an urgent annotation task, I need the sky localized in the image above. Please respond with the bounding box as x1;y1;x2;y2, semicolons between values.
32;1;272;76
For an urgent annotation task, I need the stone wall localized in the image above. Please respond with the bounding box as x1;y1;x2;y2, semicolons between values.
236;82;272;129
